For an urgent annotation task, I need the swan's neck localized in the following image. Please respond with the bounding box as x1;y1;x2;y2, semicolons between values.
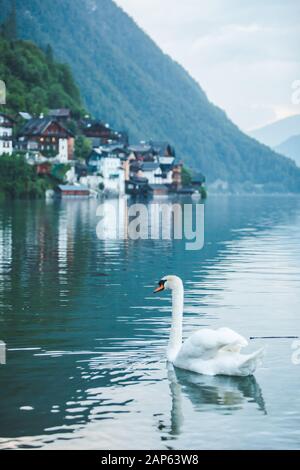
167;283;183;362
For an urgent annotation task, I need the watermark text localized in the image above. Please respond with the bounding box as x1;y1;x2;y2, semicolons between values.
96;202;204;251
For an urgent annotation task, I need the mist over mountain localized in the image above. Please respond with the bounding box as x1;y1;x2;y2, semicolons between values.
276;135;300;168
250;114;300;148
1;0;300;190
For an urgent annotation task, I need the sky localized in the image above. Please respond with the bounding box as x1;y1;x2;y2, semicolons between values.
115;0;300;131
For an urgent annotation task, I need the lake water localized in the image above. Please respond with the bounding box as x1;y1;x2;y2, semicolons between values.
0;195;300;450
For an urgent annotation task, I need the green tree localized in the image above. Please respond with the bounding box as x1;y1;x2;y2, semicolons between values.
0;153;48;199
0;35;87;117
181;166;192;187
74;135;92;161
45;43;54;63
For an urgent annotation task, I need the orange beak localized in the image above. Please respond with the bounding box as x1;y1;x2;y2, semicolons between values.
154;285;165;293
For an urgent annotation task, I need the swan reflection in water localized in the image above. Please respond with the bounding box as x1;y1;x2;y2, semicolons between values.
160;364;267;437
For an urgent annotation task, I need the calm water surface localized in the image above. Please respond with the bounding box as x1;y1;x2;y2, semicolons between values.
0;195;300;449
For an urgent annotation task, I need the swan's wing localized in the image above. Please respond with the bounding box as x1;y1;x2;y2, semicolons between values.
179;327;248;360
216;327;248;352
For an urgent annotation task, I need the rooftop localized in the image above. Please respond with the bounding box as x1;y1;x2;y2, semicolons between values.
19;117;73;137
149;141;175;156
58;185;89;191
19;112;32;120
49;108;71;118
142;162;160;171
128;144;152;154
0;112;15;123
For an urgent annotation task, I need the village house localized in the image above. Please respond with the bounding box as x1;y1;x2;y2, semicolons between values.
0;104;202;198
125;141;177;196
81;119;128;148
148;184;170;197
129;155;174;185
49;108;71;124
125;175;150;197
191;172;206;188
141;157;175;197
128;143;154;161
149;141;176;157
85;147;125;196
172;163;183;190
56;184;90;198
158;156;175;183
17;116;74;163
0;113;14;156
141;161;163;185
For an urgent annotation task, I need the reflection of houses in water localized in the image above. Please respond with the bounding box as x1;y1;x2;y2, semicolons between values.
96;198;128;242
57;200;96;276
149;202;180;241
0;222;12;293
58;209;69;279
96;199;183;243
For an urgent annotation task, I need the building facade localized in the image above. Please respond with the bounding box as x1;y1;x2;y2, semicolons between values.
141;162;163;185
87;149;125;195
81;119;128;149
0;113;14;156
18;116;74;162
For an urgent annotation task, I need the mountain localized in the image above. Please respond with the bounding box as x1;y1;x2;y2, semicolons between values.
0;36;85;117
250;114;300;148
275;135;300;167
250;114;300;168
1;0;300;190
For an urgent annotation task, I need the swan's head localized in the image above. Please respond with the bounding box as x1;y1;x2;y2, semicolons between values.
154;275;183;293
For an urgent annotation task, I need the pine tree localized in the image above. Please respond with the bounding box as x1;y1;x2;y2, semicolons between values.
45;43;54;63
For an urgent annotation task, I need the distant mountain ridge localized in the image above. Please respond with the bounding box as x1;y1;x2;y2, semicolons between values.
250;114;300;168
250;114;300;148
1;0;300;190
275;135;300;167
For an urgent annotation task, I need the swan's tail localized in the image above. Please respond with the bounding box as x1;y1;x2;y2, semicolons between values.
238;348;265;376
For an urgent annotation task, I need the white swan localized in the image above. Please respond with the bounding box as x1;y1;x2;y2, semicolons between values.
154;275;264;376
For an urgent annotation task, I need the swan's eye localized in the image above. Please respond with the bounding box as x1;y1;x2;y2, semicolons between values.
153;279;166;293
